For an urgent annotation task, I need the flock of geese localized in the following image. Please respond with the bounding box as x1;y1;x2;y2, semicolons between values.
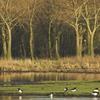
50;87;78;99
17;87;99;99
50;87;99;99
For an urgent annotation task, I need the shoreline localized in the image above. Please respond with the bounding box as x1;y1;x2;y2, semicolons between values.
0;80;100;97
0;93;100;97
0;69;100;73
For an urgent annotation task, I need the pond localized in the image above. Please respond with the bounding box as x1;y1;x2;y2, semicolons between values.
0;72;100;85
0;96;99;100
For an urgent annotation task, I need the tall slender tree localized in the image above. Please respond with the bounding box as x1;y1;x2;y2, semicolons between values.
22;0;37;60
61;0;86;57
82;0;100;57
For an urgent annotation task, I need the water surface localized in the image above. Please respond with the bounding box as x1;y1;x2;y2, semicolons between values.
0;72;100;85
0;96;99;100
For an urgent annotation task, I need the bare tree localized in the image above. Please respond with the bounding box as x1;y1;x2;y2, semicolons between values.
82;0;100;57
22;0;37;60
42;0;61;58
0;0;25;59
60;0;86;57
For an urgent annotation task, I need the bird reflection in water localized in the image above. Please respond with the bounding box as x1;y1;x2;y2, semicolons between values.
19;96;22;100
92;97;98;100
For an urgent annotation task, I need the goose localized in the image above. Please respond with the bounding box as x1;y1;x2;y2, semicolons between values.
17;88;23;94
91;91;99;96
93;88;99;92
50;92;53;99
64;87;68;92
71;87;77;92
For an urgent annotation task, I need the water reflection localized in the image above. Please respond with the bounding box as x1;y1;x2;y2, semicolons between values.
19;96;22;100
0;72;100;85
92;97;99;100
0;96;99;100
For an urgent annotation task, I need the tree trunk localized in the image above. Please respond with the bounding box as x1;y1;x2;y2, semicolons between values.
89;34;94;57
21;37;26;59
90;35;94;57
7;26;12;59
87;33;90;56
48;21;52;58
88;33;94;57
29;20;34;60
79;36;83;56
1;26;7;59
76;34;82;57
55;37;59;59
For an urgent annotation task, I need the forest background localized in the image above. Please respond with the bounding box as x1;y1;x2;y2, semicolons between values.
0;0;100;60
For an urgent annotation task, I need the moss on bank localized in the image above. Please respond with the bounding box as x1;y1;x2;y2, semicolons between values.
0;80;100;97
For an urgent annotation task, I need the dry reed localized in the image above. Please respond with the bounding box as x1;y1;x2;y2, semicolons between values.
0;56;100;72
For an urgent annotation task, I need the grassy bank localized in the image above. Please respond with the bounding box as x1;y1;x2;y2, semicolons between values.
0;56;100;72
0;80;100;97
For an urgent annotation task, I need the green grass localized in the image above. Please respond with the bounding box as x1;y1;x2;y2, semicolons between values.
0;80;100;96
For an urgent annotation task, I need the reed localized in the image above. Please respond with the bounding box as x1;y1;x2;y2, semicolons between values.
0;56;100;72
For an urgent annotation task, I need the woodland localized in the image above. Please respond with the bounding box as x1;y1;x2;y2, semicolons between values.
0;0;100;60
